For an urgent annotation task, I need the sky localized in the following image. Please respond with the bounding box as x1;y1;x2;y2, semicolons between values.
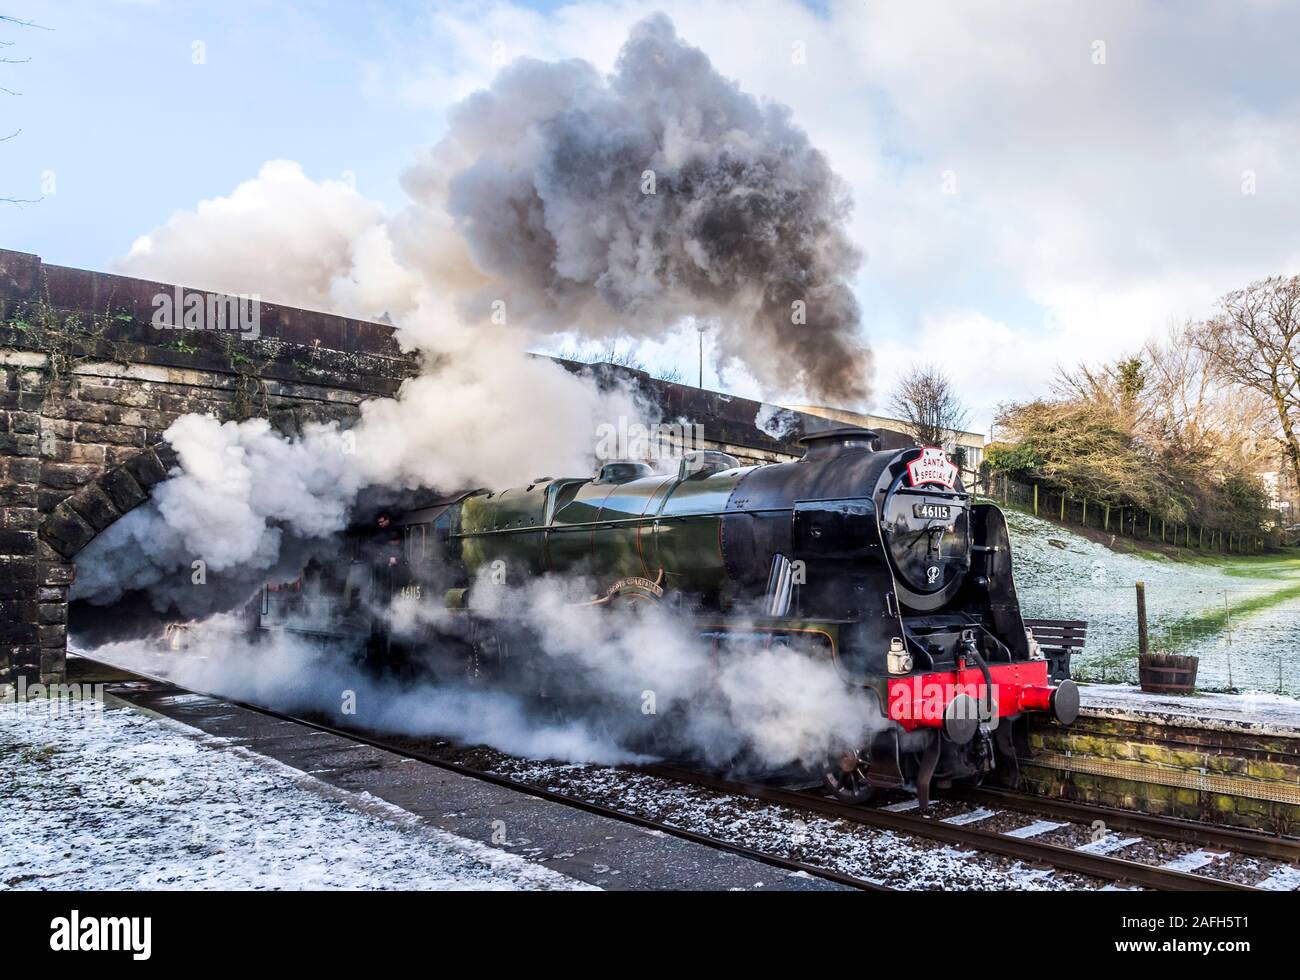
4;0;1300;432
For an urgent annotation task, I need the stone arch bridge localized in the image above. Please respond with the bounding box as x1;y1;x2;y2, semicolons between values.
0;249;416;687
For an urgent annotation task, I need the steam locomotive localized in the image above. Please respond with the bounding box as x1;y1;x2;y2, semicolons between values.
253;427;1078;806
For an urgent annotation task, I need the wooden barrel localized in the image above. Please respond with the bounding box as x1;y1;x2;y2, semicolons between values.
1138;653;1198;694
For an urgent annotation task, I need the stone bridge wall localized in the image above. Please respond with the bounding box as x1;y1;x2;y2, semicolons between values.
0;249;417;688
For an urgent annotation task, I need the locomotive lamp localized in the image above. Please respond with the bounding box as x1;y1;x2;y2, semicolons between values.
887;637;913;675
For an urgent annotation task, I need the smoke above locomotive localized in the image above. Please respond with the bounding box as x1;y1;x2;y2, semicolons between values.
118;13;872;405
422;12;872;403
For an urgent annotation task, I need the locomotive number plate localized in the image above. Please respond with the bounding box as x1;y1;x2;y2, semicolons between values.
913;503;952;520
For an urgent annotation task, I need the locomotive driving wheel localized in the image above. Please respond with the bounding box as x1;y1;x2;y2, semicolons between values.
823;747;875;804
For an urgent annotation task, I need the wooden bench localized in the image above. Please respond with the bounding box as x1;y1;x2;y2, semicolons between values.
1021;618;1087;683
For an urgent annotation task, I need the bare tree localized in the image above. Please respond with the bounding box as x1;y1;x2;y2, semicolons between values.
1194;276;1300;490
1142;321;1274;469
888;364;970;451
555;344;683;383
1055;356;1148;432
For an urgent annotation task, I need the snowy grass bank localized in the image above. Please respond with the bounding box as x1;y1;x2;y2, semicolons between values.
1002;508;1300;695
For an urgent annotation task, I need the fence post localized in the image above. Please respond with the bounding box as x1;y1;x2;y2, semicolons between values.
1225;591;1234;687
1161;518;1166;542
1147;513;1152;538
1082;497;1087;526
1199;526;1203;549
1033;482;1039;516
1104;502;1110;531
1060;494;1065;522
1136;581;1149;656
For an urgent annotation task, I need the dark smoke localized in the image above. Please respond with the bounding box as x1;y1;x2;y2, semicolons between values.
404;13;872;403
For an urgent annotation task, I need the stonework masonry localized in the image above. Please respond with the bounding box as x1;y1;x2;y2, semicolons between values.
1024;710;1300;835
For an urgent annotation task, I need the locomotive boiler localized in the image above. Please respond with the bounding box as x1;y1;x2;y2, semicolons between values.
256;427;1079;806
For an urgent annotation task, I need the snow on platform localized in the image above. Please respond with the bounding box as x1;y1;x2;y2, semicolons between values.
0;698;593;891
1078;684;1300;738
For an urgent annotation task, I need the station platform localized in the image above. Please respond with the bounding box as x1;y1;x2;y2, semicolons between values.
1024;684;1300;835
1;659;841;891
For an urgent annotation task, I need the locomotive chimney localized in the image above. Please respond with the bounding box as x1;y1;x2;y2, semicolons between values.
797;427;880;461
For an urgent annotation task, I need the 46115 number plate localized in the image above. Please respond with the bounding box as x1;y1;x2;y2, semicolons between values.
913;503;953;521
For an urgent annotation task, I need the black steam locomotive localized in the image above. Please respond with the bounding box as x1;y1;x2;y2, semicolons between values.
252;427;1078;805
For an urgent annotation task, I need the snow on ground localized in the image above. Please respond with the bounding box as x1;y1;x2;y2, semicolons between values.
1257;864;1300;891
1079;685;1300;736
0;697;593;891
1174;604;1300;693
1005;509;1300;694
489;758;1098;890
1160;850;1227;873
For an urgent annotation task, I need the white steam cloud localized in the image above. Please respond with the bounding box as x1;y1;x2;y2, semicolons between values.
87;574;883;774
116;14;870;397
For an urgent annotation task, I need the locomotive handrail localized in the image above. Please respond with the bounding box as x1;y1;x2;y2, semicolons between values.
891;487;972;499
451;505;796;538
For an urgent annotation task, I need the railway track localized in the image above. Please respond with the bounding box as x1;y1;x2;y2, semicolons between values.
88;661;891;893
948;784;1300;864
640;764;1274;892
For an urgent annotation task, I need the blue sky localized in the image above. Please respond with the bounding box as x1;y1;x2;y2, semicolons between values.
1;2;435;262
5;1;1300;429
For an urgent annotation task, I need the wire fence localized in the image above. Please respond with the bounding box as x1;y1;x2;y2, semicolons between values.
1019;583;1298;695
979;473;1274;554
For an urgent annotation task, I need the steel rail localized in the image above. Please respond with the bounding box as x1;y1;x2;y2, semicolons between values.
946;784;1300;863
91;661;891;893
640;764;1263;892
